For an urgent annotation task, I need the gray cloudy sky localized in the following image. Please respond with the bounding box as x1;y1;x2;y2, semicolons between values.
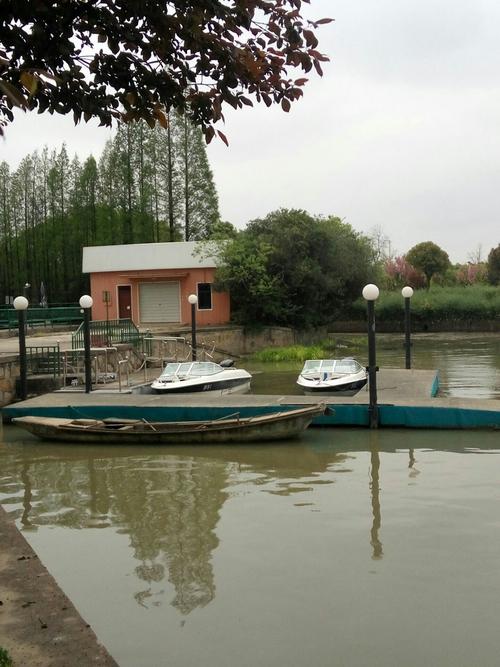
2;0;500;262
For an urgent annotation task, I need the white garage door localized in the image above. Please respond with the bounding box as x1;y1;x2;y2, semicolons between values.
139;282;180;322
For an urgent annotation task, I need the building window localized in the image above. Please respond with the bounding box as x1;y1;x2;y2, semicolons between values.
197;283;212;310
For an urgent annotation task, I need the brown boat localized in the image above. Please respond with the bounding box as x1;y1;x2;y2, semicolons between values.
12;404;327;445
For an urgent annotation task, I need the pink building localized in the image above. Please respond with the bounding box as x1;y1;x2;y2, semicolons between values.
82;241;230;327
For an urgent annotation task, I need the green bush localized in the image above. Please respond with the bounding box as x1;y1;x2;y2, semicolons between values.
251;339;363;362
347;285;500;322
252;345;325;362
0;647;13;667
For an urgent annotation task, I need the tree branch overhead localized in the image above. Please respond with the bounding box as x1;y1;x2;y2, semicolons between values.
0;0;332;141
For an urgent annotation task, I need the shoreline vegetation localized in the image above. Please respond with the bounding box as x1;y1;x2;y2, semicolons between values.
251;339;364;363
346;285;500;323
0;648;13;667
249;286;499;362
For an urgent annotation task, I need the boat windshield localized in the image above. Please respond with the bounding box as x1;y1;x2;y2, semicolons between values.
336;359;362;374
159;362;223;378
302;360;325;373
301;359;362;374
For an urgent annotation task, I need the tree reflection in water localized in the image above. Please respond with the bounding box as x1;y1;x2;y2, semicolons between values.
0;432;448;615
0;443;342;616
0;449;227;615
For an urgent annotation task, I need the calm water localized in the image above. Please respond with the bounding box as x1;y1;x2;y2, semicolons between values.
1;334;500;667
248;332;500;400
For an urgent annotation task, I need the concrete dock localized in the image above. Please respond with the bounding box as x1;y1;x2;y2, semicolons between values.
2;369;500;429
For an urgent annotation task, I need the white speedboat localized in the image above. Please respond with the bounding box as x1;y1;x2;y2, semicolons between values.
151;360;252;395
297;358;367;396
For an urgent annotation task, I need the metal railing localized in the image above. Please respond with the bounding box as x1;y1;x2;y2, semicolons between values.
21;342;132;390
118;358;130;391
0;306;82;330
72;318;142;349
142;336;189;362
140;336;217;382
26;345;61;379
61;347;118;387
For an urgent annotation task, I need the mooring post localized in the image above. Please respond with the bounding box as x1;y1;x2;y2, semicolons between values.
363;284;379;429
79;295;94;393
401;286;414;370
13;296;29;401
188;293;198;361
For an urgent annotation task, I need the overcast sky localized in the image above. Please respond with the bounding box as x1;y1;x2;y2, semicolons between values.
2;0;500;262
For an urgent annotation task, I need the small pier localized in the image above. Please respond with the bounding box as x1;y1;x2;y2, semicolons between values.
2;368;500;429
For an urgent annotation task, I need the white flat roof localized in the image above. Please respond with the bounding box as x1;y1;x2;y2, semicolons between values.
82;241;218;273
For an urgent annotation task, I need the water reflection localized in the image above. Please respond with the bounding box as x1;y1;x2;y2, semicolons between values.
20;461;35;530
0;447;227;614
408;448;420;481
1;426;499;624
369;433;383;560
0;437;344;616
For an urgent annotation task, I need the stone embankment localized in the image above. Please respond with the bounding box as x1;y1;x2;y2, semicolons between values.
329;319;500;333
0;505;118;666
0;355;18;407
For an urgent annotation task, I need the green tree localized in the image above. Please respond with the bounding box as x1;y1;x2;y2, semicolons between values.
214;209;375;328
207;220;238;241
486;244;500;285
0;118;221;304
0;1;331;140
178;114;220;240
78;156;99;246
406;242;450;289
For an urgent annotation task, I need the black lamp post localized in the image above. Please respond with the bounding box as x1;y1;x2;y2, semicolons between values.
188;293;198;361
79;294;93;393
401;286;414;370
13;296;29;400
362;283;380;429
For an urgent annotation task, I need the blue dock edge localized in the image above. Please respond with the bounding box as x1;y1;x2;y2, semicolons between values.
3;401;500;430
314;404;500;429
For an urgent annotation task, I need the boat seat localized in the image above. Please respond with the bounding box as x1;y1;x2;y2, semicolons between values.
70;419;102;426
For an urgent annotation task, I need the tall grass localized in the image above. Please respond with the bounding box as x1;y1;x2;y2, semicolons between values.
348;285;500;322
251;338;363;362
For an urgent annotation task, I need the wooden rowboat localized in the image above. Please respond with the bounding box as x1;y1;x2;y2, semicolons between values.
12;404;327;444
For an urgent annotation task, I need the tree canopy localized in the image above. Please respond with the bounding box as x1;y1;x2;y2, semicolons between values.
0;117;220;303
212;209;376;328
486;244;500;285
406;242;450;289
0;0;331;141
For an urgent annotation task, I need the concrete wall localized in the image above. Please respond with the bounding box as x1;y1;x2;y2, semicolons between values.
0;346;144;408
89;267;230;326
156;325;329;359
329;319;500;333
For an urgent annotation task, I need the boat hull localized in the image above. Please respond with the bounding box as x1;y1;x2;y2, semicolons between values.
13;405;326;445
151;378;251;396
298;377;367;396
